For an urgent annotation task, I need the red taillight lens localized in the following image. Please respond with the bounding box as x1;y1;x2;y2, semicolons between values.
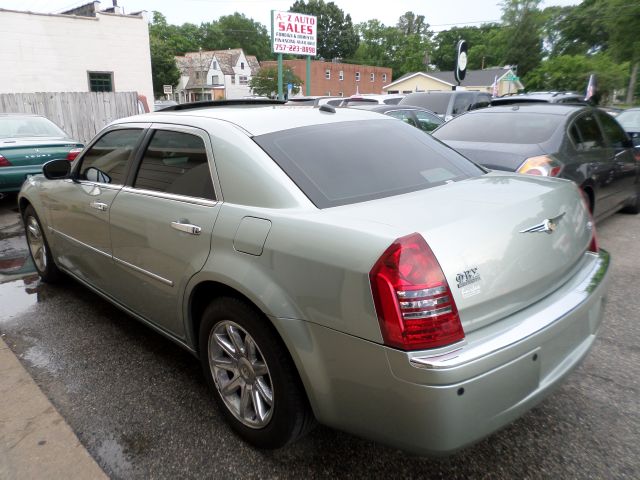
369;233;465;351
0;154;11;167
66;148;83;161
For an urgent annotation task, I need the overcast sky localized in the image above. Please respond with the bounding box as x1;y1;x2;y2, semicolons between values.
4;0;580;31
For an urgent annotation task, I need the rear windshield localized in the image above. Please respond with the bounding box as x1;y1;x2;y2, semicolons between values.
0;116;67;138
254;120;483;208
403;94;451;114
433;112;563;144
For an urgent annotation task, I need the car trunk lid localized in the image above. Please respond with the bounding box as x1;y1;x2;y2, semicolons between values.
0;137;83;166
442;141;547;171
333;172;593;333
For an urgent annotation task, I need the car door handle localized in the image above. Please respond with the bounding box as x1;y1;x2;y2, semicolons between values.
89;201;109;211
171;221;202;235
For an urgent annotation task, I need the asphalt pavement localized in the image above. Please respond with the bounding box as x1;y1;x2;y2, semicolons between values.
0;192;639;479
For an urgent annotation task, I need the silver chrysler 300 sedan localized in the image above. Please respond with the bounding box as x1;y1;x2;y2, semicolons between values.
18;101;609;455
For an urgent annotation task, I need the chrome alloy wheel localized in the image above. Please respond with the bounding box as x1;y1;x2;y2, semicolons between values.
26;216;47;272
208;320;274;428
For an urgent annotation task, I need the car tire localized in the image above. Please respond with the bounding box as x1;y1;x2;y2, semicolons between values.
620;186;640;214
199;297;315;449
23;205;62;283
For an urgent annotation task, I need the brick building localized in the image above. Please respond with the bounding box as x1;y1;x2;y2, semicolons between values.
261;59;392;97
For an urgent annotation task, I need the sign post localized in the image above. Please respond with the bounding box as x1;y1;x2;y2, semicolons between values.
271;10;317;99
163;84;173;99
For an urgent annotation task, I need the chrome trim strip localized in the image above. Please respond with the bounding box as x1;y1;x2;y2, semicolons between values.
409;250;610;370
50;228;111;259
400;296;450;309
77;180;122;191
403;306;452;320
397;286;447;299
121;186;217;207
113;256;174;287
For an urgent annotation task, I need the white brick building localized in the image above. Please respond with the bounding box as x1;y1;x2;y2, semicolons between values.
0;2;153;104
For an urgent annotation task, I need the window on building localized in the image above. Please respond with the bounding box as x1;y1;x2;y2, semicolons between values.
339;71;344;81
355;72;360;82
370;73;375;82
325;69;331;80
88;72;114;92
231;76;236;85
382;73;387;82
213;61;218;70
239;76;248;85
338;92;343;97
195;71;201;80
212;75;219;84
241;62;245;70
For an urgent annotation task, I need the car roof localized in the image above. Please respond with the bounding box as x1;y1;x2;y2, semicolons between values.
349;104;433;113
491;92;586;105
0;113;44;117
467;103;589;116
118;105;394;136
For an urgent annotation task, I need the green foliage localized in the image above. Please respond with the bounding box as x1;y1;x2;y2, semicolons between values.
249;66;303;97
290;0;359;59
524;53;629;100
499;0;543;77
431;25;503;71
200;14;271;60
351;12;431;79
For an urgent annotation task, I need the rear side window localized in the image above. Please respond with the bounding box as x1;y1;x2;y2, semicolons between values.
434;112;562;144
414;110;443;132
471;95;491;110
254;120;483;208
79;129;143;184
597;112;628;149
133;130;214;200
451;94;474;115
386;110;417;127
572;114;605;150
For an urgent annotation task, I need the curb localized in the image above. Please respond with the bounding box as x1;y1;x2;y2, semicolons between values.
0;336;108;480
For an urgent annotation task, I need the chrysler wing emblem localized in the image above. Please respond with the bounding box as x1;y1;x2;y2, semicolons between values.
520;212;566;234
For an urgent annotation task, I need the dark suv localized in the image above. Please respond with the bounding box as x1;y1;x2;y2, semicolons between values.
491;91;587;106
399;91;492;121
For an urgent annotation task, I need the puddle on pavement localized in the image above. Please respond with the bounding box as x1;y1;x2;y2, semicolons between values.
0;274;41;321
95;435;134;478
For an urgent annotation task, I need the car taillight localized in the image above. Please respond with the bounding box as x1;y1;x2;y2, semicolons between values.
0;154;11;167
66;148;83;161
369;233;465;351
517;155;562;177
576;186;599;253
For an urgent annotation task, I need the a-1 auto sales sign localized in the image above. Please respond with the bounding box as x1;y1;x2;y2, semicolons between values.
271;10;317;56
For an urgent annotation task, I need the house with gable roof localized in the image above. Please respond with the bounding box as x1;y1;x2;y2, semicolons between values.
174;48;260;102
383;67;523;96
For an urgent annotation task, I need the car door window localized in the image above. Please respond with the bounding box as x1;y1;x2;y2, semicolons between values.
78;129;144;184
597;112;629;149
471;95;491;110
451;93;473;115
414;111;443;132
572;114;605;151
133;129;215;200
386;110;417;127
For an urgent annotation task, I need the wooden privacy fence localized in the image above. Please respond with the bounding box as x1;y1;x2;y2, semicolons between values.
0;92;140;144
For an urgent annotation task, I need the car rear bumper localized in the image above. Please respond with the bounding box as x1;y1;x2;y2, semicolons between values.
276;249;610;455
0;166;44;192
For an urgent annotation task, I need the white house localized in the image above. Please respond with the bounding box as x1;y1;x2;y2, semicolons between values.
175;49;260;102
0;2;153;104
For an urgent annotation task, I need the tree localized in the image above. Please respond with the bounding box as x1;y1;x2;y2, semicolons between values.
524;53;628;102
290;0;359;59
249;66;303;97
201;14;272;60
605;0;640;103
431;25;503;71
150;37;181;97
499;0;543;77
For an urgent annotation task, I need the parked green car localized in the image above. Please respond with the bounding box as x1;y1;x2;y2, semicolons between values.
0;113;83;194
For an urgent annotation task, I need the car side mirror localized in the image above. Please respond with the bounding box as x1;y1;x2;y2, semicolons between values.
42;159;71;179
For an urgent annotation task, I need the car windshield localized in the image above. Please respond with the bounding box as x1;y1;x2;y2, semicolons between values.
254;119;483;208
433;112;563;144
616;110;640;130
0;116;67;138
